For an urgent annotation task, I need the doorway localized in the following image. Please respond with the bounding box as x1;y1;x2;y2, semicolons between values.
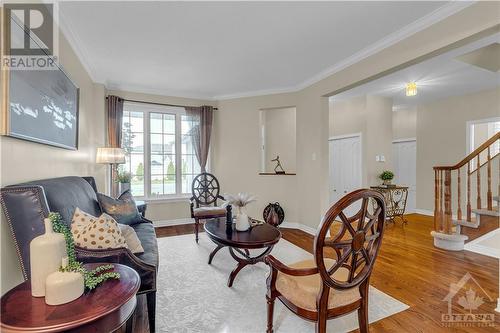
392;139;417;213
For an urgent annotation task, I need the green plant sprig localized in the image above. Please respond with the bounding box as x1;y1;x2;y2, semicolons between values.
379;170;394;181
49;212;120;291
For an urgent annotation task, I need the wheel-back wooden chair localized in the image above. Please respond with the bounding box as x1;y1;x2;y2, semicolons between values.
265;189;386;333
190;172;228;243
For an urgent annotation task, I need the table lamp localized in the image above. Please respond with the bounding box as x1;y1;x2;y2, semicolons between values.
96;147;126;197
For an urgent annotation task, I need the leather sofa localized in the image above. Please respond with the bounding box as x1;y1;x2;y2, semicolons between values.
0;176;158;332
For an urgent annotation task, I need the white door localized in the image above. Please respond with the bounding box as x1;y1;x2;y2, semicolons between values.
392;140;417;213
329;135;362;215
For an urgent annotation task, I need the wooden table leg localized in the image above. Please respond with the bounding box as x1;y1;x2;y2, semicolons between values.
208;244;225;264
226;246;274;287
228;261;247;287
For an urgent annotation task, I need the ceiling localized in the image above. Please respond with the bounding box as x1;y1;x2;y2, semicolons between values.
332;33;500;109
58;1;472;100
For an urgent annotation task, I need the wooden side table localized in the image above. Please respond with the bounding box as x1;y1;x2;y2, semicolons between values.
204;218;281;287
1;264;140;333
371;185;409;224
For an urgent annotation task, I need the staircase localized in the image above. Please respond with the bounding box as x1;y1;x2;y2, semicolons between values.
431;132;500;251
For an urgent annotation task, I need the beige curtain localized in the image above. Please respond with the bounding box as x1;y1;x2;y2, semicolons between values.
106;95;124;147
185;105;214;172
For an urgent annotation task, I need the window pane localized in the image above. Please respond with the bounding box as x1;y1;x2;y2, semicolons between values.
151;155;164;175
164;174;176;194
163;115;175;134
130;112;143;133
151;134;163;154
163;155;176;175
150;113;163;133
181;115;201;194
151;175;163;196
120;108;144;197
163;134;175;154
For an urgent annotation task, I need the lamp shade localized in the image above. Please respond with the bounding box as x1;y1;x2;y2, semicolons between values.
96;147;126;164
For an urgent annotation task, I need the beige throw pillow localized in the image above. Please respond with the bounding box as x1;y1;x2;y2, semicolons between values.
119;224;145;254
71;208;127;250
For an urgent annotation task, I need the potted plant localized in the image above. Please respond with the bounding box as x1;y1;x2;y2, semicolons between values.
116;170;132;194
379;170;394;186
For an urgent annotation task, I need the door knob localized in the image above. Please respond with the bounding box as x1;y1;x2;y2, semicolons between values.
344;190;347;193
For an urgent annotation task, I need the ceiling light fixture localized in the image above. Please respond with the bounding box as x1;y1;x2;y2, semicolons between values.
405;82;417;97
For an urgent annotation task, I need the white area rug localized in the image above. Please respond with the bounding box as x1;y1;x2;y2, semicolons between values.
464;228;500;259
156;233;409;333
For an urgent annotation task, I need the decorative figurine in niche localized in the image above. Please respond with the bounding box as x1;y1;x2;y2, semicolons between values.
271;155;285;174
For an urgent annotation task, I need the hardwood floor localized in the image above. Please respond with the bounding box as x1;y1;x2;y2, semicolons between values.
128;214;498;332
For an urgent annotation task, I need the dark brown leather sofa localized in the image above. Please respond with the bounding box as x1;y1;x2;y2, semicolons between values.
0;176;158;332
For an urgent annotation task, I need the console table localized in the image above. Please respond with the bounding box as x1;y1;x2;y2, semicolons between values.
370;185;409;224
1;264;140;333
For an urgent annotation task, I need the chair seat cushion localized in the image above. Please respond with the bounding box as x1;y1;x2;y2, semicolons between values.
193;206;226;218
132;222;158;268
275;259;360;311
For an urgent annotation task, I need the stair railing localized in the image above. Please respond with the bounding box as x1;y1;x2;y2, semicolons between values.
433;132;500;234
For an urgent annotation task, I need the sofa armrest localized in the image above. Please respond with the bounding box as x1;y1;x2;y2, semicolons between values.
76;246;157;293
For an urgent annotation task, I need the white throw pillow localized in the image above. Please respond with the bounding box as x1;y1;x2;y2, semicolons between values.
119;224;145;254
71;208;127;250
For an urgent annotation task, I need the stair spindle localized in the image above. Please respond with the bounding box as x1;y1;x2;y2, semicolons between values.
476;155;481;209
457;169;462;221
487;146;492;210
444;170;452;234
467;162;472;222
434;169;439;231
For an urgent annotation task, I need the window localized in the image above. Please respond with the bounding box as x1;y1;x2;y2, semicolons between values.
120;102;201;199
467;117;500;171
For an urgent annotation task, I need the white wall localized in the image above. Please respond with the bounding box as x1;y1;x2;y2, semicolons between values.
393;106;417;140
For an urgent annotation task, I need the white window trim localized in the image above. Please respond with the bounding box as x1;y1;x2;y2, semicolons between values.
123;101;203;200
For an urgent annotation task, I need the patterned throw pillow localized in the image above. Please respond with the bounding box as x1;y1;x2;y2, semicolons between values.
97;190;142;225
71;208;127;250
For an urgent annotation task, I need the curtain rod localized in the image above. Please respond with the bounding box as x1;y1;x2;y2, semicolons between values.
105;96;218;110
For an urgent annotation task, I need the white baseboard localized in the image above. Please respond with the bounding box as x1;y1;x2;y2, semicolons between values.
414;209;434;216
281;221;317;235
154;218;194;228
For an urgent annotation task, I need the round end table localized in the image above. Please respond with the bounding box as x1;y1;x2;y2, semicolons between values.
1;263;140;333
204;218;281;287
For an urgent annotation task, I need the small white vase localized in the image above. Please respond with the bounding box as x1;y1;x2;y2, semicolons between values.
45;257;84;305
235;206;250;231
30;218;67;297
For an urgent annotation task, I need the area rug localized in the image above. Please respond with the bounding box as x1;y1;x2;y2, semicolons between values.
464;228;500;259
156;233;409;333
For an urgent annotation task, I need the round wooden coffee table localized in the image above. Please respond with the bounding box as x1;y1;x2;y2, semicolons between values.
1;263;140;333
204;218;281;287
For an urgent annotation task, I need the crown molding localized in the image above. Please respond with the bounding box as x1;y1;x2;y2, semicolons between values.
293;1;476;92
58;12;101;84
105;82;216;102
58;1;474;101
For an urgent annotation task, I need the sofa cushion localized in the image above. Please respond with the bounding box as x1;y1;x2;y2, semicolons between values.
119;224;145;254
132;222;159;268
71;208;128;250
97;190;142;225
